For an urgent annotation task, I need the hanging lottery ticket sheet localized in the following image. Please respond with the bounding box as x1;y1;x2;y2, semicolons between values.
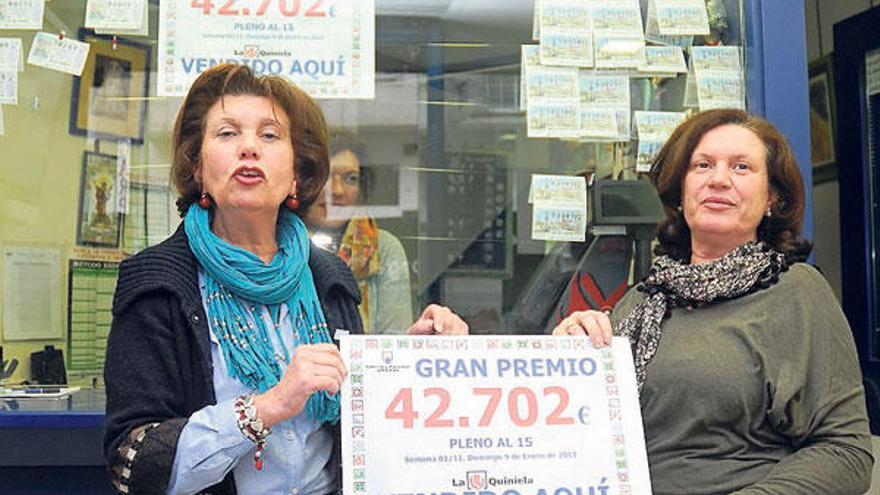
526;66;580;138
578;107;620;141
527;101;581;140
635;46;687;78
530;174;587;242
634;111;686;172
695;72;744;110
635;139;664;173
653;0;710;36
591;0;645;69
26;32;90;76
530;174;586;206
540;32;593;69
158;0;375;98
690;46;744;110
634;110;686;139
533;206;588;242
85;0;146;31
0;0;44;30
579;72;631;141
690;46;741;72
644;0;694;48
539;0;592;67
339;334;653;495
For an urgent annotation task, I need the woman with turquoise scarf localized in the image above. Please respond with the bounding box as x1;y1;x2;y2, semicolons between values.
104;64;468;495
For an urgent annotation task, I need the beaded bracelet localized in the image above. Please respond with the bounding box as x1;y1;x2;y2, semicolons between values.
234;394;271;470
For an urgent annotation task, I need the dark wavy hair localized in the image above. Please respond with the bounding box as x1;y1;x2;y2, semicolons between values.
328;127;371;202
171;64;329;216
649;108;812;262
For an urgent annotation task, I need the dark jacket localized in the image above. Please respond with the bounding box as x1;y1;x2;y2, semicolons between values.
104;225;363;495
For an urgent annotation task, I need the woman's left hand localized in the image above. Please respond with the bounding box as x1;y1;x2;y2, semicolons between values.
407;304;469;335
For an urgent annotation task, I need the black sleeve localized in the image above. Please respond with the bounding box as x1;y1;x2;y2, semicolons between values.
322;287;364;336
104;289;193;495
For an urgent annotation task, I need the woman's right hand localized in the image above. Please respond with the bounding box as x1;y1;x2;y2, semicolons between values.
253;343;347;427
551;310;614;348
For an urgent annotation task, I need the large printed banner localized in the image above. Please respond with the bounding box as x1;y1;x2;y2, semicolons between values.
338;335;652;495
158;0;374;98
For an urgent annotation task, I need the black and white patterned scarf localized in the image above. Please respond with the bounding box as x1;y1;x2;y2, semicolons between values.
617;241;788;392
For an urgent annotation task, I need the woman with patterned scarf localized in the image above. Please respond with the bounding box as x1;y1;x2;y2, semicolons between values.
302;128;414;334
553;109;872;494
104;64;467;495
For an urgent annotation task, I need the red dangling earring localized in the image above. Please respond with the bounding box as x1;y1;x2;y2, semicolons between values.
285;180;300;210
198;192;212;209
285;193;300;210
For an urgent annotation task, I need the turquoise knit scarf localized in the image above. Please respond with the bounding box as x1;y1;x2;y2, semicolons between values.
184;203;339;423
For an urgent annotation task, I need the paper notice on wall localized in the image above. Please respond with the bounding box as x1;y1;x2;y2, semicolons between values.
0;0;44;30
67;260;120;372
86;0;146;31
158;0;375;98
0;68;16;104
2;246;63;341
530;174;587;242
0;38;23;70
27;32;90;76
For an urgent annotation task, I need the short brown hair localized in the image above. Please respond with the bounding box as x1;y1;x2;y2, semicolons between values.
649;108;811;261
171;64;329;216
329;127;366;165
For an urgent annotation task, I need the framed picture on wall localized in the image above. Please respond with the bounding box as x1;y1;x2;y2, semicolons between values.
808;55;837;184
69;29;151;144
77;151;122;248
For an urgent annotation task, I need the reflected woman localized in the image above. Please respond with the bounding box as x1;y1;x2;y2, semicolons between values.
303;128;413;334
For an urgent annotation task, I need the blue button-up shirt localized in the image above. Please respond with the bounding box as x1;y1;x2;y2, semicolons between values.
166;271;335;495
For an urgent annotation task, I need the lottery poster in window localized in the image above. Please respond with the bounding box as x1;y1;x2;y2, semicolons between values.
158;0;375;98
339;334;653;495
